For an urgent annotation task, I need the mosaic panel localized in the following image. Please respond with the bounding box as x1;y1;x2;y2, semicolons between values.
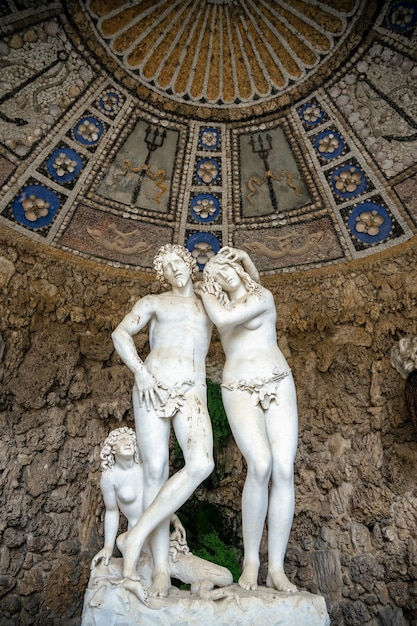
0;0;415;275
96;121;179;214
60;204;173;270
233;216;345;274
0;18;95;158
293;81;413;261
181;122;228;264
327;40;417;180
238;126;311;218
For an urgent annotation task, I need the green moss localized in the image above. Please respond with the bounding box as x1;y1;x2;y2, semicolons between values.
193;530;241;582
207;379;231;450
178;502;242;583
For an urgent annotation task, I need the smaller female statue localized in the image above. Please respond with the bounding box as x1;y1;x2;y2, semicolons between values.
91;427;233;601
91;427;188;569
200;247;298;593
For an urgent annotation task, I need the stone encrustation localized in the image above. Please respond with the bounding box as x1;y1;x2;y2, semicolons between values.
0;1;417;624
1;225;417;624
0;0;415;275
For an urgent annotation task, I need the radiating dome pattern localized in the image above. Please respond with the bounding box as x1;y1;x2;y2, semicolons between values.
0;0;414;277
85;0;361;107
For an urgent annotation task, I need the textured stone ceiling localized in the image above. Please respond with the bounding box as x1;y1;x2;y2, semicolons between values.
0;0;416;275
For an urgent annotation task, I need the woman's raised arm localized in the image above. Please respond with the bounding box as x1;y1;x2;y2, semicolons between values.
201;288;271;329
218;247;260;283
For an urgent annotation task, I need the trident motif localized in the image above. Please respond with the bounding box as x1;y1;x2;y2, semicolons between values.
249;133;278;210
131;125;167;204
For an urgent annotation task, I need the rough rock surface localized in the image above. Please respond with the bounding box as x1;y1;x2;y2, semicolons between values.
1;227;417;625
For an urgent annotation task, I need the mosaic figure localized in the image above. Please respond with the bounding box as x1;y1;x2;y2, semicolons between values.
201;247;298;594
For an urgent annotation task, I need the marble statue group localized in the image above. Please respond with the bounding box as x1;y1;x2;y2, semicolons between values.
91;244;299;608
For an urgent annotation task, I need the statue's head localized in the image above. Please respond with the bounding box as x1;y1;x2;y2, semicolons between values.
153;244;198;285
203;252;260;307
100;427;141;471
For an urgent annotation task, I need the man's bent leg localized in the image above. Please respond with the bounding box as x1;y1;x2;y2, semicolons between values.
133;386;171;595
120;454;214;580
121;387;214;590
148;519;171;597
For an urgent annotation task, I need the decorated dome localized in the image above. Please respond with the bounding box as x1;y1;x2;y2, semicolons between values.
0;0;415;275
83;0;362;111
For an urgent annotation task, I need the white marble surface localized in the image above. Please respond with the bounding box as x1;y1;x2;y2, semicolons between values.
81;558;330;626
201;247;299;593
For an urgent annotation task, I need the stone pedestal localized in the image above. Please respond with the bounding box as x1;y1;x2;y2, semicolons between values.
81;558;330;626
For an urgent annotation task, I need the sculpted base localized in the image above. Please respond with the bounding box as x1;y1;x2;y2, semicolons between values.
81;557;330;626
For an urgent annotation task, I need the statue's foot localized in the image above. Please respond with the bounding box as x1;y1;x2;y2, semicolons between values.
266;570;298;593
148;570;171;598
238;564;259;591
123;576;149;606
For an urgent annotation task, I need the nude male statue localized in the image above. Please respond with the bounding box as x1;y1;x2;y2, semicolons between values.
111;244;214;605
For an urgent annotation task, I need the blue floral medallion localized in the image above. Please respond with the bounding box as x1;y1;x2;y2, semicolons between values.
300;102;325;126
46;147;83;184
331;164;367;199
314;130;345;160
348;202;392;244
387;2;417;33
73;116;104;146
98;91;121;115
186;232;221;269
195;158;220;185
190;194;220;223
199;127;221;150
12;185;60;229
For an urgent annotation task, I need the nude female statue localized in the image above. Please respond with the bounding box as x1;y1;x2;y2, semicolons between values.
200;246;298;594
91;427;232;599
91;427;188;569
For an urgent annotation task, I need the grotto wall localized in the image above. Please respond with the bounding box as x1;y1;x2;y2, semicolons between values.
1;225;417;626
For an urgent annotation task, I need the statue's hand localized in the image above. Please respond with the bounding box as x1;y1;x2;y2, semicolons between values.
171;515;187;546
199;278;217;296
219;246;245;263
193;280;204;298
91;547;112;568
135;368;166;411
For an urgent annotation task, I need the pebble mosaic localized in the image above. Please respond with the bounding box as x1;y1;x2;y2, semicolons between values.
0;0;415;275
